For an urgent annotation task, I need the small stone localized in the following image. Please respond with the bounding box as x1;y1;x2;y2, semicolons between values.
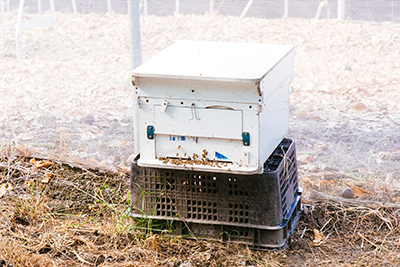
82;114;96;125
341;187;354;199
345;64;352;71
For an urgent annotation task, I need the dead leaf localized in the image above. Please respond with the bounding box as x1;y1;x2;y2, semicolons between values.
0;183;13;198
311;115;325;121
40;173;57;184
115;163;130;175
296;111;309;118
315;144;328;151
120;140;129;147
352;186;368;197
351;102;369;112
30;158;55;169
312;229;325;246
101;121;110;128
321;179;338;186
298;155;314;164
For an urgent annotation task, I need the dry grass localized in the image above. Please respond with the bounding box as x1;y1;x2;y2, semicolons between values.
0;155;285;266
295;202;400;266
1;153;400;266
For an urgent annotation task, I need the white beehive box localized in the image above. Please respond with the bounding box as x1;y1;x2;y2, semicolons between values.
132;40;294;174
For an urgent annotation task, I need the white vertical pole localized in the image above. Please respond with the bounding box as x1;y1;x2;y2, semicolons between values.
175;0;179;13
128;0;142;155
240;0;253;19
107;0;112;12
144;0;148;16
338;0;345;20
1;0;5;47
71;0;77;13
49;0;59;45
38;0;42;14
209;0;213;12
315;0;328;19
16;0;25;59
283;0;289;18
6;0;10;12
127;0;142;71
327;1;331;19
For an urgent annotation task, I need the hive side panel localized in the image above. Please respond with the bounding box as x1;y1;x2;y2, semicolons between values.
258;79;290;167
259;48;295;100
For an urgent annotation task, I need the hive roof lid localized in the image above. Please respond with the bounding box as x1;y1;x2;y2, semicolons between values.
132;40;294;82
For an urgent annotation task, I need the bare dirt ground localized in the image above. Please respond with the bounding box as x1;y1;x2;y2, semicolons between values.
1;11;400;266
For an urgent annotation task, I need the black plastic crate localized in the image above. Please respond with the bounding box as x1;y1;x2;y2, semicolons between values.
130;138;302;249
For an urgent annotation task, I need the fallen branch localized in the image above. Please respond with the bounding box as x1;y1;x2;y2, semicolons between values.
309;191;400;209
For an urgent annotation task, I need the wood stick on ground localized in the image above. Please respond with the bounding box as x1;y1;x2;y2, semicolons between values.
310;191;400;209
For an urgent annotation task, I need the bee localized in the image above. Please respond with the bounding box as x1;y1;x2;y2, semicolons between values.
184;153;187;157
176;153;179;157
158;157;165;161
177;145;181;149
227;168;231;171
195;138;198;144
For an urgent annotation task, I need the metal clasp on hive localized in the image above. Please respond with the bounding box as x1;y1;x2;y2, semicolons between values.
189;103;200;120
162;100;169;112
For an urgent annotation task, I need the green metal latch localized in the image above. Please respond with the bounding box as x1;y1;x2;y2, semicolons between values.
147;125;155;140
242;132;250;146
